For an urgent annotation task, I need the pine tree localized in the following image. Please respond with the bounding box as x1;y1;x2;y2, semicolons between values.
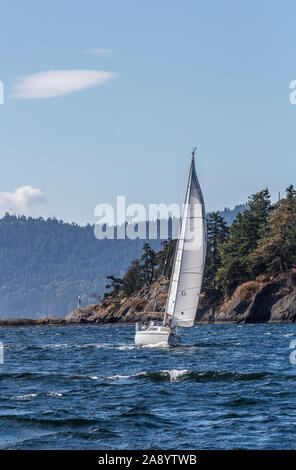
105;275;123;298
122;260;144;296
140;243;157;285
251;187;296;276
216;189;271;295
203;212;229;288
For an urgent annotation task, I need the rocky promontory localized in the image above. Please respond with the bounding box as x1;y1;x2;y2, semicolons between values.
66;269;296;324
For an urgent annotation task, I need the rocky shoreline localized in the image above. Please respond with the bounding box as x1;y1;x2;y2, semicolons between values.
1;269;296;327
66;269;296;325
0;318;74;328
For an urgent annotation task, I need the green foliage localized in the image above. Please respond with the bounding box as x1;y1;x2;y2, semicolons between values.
0;205;262;317
214;187;296;296
250;186;296;276
216;189;272;295
204;212;229;288
122;260;145;296
155;239;177;280
110;241;177;299
0;214;161;317
106;187;292;301
105;275;123;298
140;243;157;286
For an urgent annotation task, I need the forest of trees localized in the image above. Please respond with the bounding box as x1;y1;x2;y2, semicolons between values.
0;205;244;317
104;186;296;302
0;215;162;317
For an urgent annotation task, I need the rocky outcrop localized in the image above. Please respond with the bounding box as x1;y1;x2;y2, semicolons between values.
66;269;296;325
197;270;296;323
66;280;170;324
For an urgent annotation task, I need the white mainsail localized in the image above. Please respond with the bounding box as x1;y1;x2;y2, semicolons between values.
164;151;207;327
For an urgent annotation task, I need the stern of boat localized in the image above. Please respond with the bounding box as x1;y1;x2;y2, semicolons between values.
134;321;180;346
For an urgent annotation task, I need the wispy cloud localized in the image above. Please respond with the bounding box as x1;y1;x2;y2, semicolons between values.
12;69;116;99
84;48;114;57
0;186;46;214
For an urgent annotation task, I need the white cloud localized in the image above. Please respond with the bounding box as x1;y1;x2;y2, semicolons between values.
0;186;46;214
84;48;114;57
12;69;116;99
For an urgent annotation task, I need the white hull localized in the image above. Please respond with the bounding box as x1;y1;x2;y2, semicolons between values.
135;326;180;346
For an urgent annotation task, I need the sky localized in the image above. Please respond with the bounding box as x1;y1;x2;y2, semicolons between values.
0;0;296;224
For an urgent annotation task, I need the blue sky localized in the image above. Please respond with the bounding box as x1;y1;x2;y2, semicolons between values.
0;0;295;224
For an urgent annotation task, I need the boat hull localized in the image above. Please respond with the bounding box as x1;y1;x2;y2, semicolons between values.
134;330;180;346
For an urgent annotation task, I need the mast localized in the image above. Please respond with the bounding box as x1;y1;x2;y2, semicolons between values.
163;149;196;326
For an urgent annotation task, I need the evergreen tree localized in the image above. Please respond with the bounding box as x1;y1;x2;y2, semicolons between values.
105;275;123;298
204;212;229;288
140;243;157;285
122;260;144;296
216;189;271;295
251;187;296;276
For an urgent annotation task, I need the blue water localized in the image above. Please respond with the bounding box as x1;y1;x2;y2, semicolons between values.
0;323;296;449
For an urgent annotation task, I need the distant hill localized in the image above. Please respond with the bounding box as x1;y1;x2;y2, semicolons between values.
218;204;248;225
0;205;246;318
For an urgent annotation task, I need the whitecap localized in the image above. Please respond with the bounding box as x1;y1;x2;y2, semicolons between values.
141;341;169;349
78;343;109;349
103;369;192;382
106;374;131;380
14;393;38;399
46;392;63;397
160;369;190;382
45;343;69;349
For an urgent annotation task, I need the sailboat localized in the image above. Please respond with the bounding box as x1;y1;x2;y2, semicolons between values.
134;148;207;346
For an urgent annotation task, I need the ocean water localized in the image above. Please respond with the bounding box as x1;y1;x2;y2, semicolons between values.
0;323;296;450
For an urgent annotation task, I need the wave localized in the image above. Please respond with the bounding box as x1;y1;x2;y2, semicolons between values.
221;397;266;406
104;369;270;383
5;342;113;352
106;374;134;380
0;371;88;383
5;341;175;353
0;415;100;427
191;341;224;348
1;368;270;386
141;342;169;349
0;372;37;381
12;391;64;400
13;393;37;399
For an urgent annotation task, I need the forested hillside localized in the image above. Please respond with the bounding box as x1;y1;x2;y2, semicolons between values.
96;185;296;323
0;215;161;317
0;206;244;318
